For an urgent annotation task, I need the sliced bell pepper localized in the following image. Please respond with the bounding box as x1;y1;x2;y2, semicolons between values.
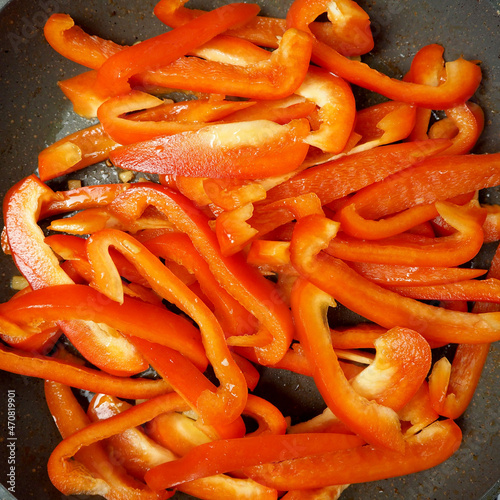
86;227;248;426
290;277;405;453
141;232;259;344
348;262;486;286
97;91;255;145
94;2;261;97
294;66;355;153
108;184;295;365
133;28;313;101
245;420;461;490
38;124;118;181
154;0;371;56
0;343;171;399
44;13;123;69
109;118;310;179
289;214;500;345
3;176;146;375
45;381;166;499
0;284;208;370
144;432;364;490
329;202;486;267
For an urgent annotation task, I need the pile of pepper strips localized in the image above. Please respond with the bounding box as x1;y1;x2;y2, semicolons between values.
1;0;500;498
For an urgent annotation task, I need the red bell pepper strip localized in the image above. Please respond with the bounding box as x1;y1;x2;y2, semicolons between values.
428;102;484;156
348;262;486;286
38;124;118;181
290;214;500;345
141;232;259;345
3;175;146;375
86;228;248;426
44;13;123;69
94;3;261;97
132;28;313;100
329;202;486;267
290;277;405;453
108;184;295;365
287;0;481;110
45;381;167;500
47;388;192;499
0;284;208;370
144;432;364;490
387;278;500;302
97;91;255;145
339;151;500;221
245;419;462;490
353;101;416;149
295;66;356;153
0;343;171;399
428;245;500;419
109;118;310;179
128;337;246;440
88;394;277;500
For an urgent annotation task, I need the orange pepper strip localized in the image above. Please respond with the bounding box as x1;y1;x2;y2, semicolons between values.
3;175;146;374
0;343;171;399
109;118;310;179
94;2;261;97
154;0;373;55
348;262;486;286
250;139;452;237
245;420;462;490
281;485;349;500
97;91;255;145
132;28;313;101
108;184;295;365
45;381;167;499
290;277;405;452
44;13;123;69
88;394;278;500
287;1;481;109
428;246;500;419
129;337;246;440
388;278;500;302
144;432;364;490
140;232;260;345
0;284;208;370
38;124;118;181
290;214;500;345
86;228;248;426
329;202;486;267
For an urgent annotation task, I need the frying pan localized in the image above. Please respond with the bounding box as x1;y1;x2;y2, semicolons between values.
0;0;499;499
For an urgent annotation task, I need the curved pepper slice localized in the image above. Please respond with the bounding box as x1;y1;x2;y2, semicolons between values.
94;2;260;97
86;228;248;426
246;420;461;490
108;184;295;365
290;214;500;345
88;394;277;500
290;277;405;453
0;343;171;399
109;118;310;179
145;432;364;490
329;202;486;267
348;262;486;286
287;1;481;108
97;91;254;145
141;232;259;344
44;13;123;69
3;176;147;375
0;284;207;370
38;124;118;181
133;28;313;101
45;381;167;500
